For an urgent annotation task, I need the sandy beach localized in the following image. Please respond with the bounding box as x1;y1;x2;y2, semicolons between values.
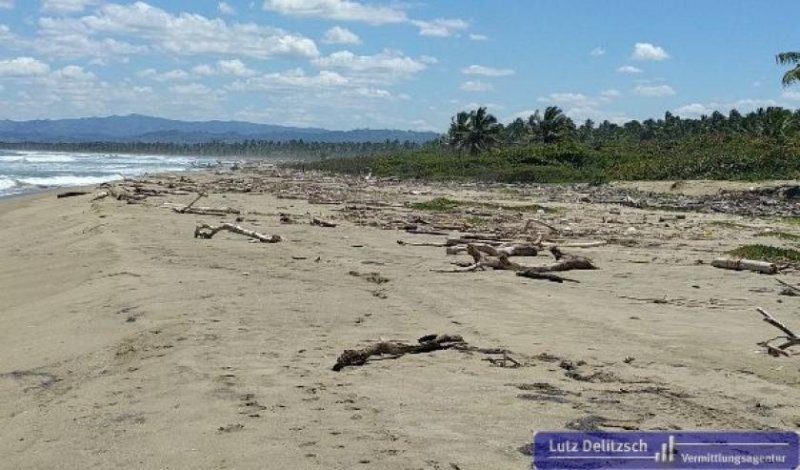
1;168;799;469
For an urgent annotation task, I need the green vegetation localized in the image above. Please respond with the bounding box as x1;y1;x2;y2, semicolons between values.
777;51;800;86
755;231;800;241
727;244;800;263
409;196;555;213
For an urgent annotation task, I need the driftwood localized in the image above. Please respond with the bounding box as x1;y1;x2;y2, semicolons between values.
517;271;580;283
437;244;524;273
524;218;560;234
519;247;598;274
755;307;800;356
91;191;109;202
332;333;520;371
712;258;778;275
57;191;90;199
776;279;800;295
174;193;205;213
311;217;337;228
446;243;539;257
194;223;282;243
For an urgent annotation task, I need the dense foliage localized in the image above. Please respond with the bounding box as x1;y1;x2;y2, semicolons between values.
295;105;800;183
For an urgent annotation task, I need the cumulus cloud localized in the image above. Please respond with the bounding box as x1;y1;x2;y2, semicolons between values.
38;2;320;59
462;64;514;77
632;42;669;61
312;49;427;84
469;33;488;41
217;59;256;77
412;18;469;37
634;84;676;96
538;92;598;107
617;65;643;74
0;57;51;76
460;80;493;92
263;0;407;25
322;26;361;45
601;89;621;97
674;98;787;117
137;68;190;81
41;0;98;12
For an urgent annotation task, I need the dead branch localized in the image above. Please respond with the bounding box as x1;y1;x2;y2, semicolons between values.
57;191;90;199
311;217;338;228
712;258;777;275
435;244;524;273
194;223;282;243
397;240;448;247
517;271;580;283
91;191;109;202
776;279;800;294
332;334;521;371
755;307;800;355
520;247;598;273
446;243;539;257
174;193;206;213
524;218;560;234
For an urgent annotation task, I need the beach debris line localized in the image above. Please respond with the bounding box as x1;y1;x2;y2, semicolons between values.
711;258;778;275
194;223;282;243
332;333;521;371
755;307;800;356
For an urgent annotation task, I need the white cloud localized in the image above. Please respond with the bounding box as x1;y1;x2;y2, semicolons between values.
228;68;349;91
169;83;216;95
312;49;427;83
38;2;320;59
263;0;407;25
0;57;51;76
0;0;12;9
673;103;711;116
460;80;493;92
191;64;215;76
137;68;190;81
412;18;469;37
469;33;488;41
617;65;642;74
322;26;361;45
53;64;95;81
461;64;514;77
632;42;669;61
217;59;256;77
601;89;621;97
781;90;800;101
538;92;597;107
674;98;789;118
218;1;236;15
41;0;97;12
590;47;605;57
634;84;676;96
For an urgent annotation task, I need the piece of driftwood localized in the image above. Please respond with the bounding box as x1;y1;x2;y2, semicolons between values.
174;193;205;213
437;244;524;273
519;247;598;274
406;228;450;236
332;333;521;371
396;240;448;248
776;279;800;295
524;218;560;234
517;271;580;283
712;258;778;275
194;223;282;243
311;217;337;228
446;243;539;257
91;191;109;201
57;190;90;199
755;307;800;356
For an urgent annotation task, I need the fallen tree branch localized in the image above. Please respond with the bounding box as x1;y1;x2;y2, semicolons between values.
332;333;521;371
57;190;90;199
712;258;778;275
516;271;580;283
776;278;800;295
435;244;524;273
446;242;539;257
755;307;800;356
194;223;281;243
174;193;206;213
519;247;598;273
311;217;338;228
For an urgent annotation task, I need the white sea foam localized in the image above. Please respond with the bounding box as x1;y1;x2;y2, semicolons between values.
0;177;16;191
16;174;125;187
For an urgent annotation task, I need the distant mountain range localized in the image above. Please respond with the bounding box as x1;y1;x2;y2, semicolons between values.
0;114;439;144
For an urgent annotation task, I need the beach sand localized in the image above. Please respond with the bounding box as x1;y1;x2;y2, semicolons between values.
1;170;799;469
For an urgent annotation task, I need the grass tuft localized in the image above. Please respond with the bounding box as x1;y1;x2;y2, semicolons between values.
726;244;800;263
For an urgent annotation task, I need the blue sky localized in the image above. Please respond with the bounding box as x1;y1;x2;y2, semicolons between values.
0;0;798;130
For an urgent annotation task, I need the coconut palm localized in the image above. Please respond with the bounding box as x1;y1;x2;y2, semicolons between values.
776;52;800;86
447;107;502;155
529;106;574;143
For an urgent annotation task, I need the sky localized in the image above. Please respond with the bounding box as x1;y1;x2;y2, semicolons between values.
0;0;799;131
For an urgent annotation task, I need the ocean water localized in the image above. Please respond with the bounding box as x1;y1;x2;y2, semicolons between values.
0;150;212;198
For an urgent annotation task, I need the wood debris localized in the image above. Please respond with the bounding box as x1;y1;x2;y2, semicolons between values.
194;223;282;243
755;307;800;356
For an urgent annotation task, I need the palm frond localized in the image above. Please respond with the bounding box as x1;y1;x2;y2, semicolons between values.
776;52;800;65
782;65;800;86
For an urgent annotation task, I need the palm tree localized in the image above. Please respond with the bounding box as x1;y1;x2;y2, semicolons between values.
530;106;574;143
776;52;800;86
447;107;501;155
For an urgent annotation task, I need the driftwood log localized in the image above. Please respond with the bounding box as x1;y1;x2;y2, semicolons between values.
756;307;800;356
712;258;778;275
194;223;282;243
311;217;337;228
516;271;580;283
519;247;598;274
57;191;90;199
332;334;520;371
446;243;539;257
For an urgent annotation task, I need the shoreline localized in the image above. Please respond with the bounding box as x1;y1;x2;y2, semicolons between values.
1;168;799;469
